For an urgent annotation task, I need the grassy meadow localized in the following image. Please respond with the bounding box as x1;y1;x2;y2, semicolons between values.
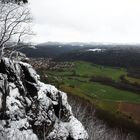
38;61;140;123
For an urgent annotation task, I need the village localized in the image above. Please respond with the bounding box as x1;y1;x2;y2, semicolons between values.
29;58;75;70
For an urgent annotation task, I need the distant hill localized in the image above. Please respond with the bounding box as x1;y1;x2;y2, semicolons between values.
21;42;87;58
21;42;140;58
20;42;140;68
21;42;111;58
55;47;140;68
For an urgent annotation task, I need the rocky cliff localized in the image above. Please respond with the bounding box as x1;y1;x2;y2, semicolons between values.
0;57;88;140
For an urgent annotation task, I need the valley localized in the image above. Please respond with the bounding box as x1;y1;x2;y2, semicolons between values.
26;43;140;139
30;59;140;126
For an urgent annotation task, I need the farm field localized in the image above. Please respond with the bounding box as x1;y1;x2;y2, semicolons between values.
38;61;140;124
125;76;140;85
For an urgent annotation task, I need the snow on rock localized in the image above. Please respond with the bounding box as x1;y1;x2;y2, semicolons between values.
87;48;105;52
0;57;88;140
66;116;89;139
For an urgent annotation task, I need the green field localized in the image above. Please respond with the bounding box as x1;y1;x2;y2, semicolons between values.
38;61;140;122
43;61;140;103
74;61;126;81
46;61;127;81
62;80;140;102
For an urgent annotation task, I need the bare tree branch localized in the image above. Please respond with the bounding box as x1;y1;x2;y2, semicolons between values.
0;2;33;58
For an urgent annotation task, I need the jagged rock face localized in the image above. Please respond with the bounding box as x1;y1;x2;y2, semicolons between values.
0;57;88;140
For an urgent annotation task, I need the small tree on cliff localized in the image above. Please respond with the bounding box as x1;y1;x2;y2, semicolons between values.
0;1;32;58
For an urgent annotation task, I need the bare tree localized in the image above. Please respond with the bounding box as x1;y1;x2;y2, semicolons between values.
0;0;28;4
0;1;32;58
67;94;137;140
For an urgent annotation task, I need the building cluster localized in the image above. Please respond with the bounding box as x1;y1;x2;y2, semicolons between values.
29;58;53;69
29;58;74;70
50;62;74;70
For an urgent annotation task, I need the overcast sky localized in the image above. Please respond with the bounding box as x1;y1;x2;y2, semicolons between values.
29;0;140;43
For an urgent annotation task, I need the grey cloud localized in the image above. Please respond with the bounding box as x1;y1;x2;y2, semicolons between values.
29;0;140;43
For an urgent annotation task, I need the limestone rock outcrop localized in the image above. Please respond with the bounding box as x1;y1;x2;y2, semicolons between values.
0;57;88;140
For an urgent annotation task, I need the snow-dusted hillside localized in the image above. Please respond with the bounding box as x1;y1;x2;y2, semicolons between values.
0;57;88;140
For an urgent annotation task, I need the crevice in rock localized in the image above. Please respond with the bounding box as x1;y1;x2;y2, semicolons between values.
0;57;88;140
